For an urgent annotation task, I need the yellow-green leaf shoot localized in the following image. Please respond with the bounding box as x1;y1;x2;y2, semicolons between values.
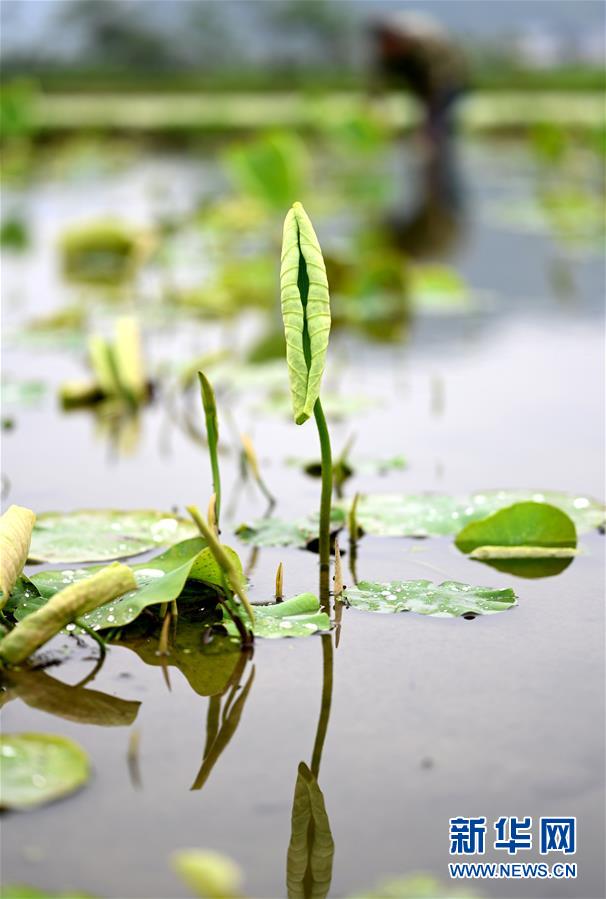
0;562;136;666
280;202;331;425
0;505;36;608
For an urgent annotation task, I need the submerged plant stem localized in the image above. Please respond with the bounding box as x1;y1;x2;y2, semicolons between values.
313;399;332;610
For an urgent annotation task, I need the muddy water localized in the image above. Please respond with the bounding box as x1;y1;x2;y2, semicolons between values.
1;139;604;899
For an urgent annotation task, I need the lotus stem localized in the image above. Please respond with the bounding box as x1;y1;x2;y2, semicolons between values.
74;617;107;662
241;434;275;508
313;398;333;609
348;492;360;585
207;492;218;537
333;537;343;597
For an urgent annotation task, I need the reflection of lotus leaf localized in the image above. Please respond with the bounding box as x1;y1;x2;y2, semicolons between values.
1;668;140;727
116;622;242;697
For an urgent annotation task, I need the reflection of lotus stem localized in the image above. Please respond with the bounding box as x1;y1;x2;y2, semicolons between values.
348;492;360;585
313;399;332;610
191;666;255;791
311;634;333;778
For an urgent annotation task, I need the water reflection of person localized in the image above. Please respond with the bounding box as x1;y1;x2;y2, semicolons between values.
370;11;468;259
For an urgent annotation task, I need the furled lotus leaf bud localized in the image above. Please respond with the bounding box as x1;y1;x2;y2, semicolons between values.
0;562;136;666
0;505;36;609
280;202;331;425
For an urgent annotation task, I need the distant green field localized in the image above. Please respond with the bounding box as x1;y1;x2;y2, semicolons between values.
28;91;605;134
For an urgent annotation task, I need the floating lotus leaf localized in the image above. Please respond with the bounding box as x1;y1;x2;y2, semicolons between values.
0;887;95;899
223;593;331;639
343;580;517;617
455;502;580;578
8;538;243;632
29;510;199;563
225;131;308;210
172;849;244;899
455;502;577;554
337;490;604;538
349;872;477;898
236;510;345;549
0;732;90;810
410;264;475;313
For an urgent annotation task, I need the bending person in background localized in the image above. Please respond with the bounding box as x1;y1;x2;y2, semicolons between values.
370;10;468;258
370;9;468;150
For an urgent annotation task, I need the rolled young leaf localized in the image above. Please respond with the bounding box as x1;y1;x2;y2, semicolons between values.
0;562;136;666
280;202;331;425
198;371;221;525
0;505;36;608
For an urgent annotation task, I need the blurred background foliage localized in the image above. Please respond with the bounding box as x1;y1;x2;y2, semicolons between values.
1;0;604;93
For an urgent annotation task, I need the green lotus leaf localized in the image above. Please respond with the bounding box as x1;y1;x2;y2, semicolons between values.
343;580;517;617
1;887;96;899
225;131;308;210
236;508;345;549
223;593;331;639
410;264;475;314
280;202;331;425
236;518;320;549
0;732;90;810
349;872;478;898
172;848;244;899
337;490;604;538
455;502;577;554
29;510;199;563
7;538;243;632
